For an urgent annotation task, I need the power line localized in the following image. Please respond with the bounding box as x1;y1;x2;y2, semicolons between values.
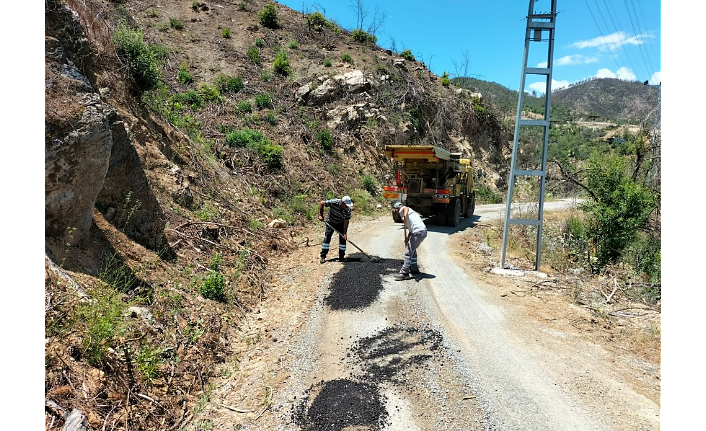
599;0;641;79
582;0;622;72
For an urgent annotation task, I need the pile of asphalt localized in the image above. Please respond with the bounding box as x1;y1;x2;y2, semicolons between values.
323;253;401;311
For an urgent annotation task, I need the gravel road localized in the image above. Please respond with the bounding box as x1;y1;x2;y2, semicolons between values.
241;199;660;431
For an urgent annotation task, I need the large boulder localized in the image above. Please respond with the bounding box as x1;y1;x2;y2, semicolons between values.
295;70;371;106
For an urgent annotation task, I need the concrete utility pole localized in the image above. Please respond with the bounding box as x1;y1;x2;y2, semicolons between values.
500;0;558;271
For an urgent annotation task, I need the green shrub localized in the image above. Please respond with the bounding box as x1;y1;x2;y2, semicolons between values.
222;27;231;38
289;194;312;219
624;233;660;285
198;83;222;103
581;154;658;270
563;215;589;264
351;28;377;44
255;92;273;109
216;74;243;93
209;252;223;271
237;101;252;113
77;283;127;367
317;128;333;150
273;50;292;76
288;40;299;49
472;96;485;116
258;142;283;169
255;38;265;48
265;111;276;125
247;45;260;64
150;44;170;65
341;53;353;64
475;183;502;204
113;25;161;91
362;174;376;195
272;206;294;225
400;49;415;61
177;62;193;84
170;18;183;30
225;128;265;147
248;218;264;230
260;70;272;82
135;344;165;382
349;189;375;214
195;201;218;221
258;3;279;29
323;57;332;67
441;71;450;87
199;271;226;302
307;11;332;30
172;90;203;110
146;7;160;17
226;128;283;169
327;164;340;175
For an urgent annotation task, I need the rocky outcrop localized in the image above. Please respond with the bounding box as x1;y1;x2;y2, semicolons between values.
45;49;114;247
45;1;169;254
295;70;372;106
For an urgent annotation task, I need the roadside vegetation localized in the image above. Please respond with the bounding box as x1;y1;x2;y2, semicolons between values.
495;124;660;304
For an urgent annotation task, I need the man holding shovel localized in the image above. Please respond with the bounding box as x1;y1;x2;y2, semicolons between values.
318;195;353;263
393;201;427;280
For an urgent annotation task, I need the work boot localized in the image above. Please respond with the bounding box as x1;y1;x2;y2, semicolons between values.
320;256;326;264
394;273;412;281
410;267;420;275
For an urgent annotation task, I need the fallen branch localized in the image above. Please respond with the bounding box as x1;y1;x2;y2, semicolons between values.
220;404;254;413
604;278;620;304
254;386;273;421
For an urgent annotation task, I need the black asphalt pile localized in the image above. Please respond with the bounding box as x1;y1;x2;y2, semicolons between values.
349;325;444;383
293;378;390;431
293;259;447;430
323;253;401;311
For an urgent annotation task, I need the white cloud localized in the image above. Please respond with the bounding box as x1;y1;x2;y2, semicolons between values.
572;31;649;52
615;66;636;81
552;79;571;90
555;54;600;66
650;71;661;85
528;79;571;95
595;68;616;78
593;67;636;81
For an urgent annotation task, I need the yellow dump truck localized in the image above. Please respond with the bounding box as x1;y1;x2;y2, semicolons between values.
382;145;476;227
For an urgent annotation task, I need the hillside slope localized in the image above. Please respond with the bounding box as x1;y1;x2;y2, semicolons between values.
44;0;515;429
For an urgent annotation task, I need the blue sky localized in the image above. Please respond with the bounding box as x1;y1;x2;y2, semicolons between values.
277;0;661;94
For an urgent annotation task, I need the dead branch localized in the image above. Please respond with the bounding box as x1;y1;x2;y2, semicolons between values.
137;393;166;411
254;386;273;421
220;404;254;413
548;159;597;202
604;278;620;304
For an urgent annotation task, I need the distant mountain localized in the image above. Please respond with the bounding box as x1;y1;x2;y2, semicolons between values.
551;78;660;124
452;77;661;125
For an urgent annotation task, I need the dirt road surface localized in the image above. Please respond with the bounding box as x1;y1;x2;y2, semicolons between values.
204;200;660;431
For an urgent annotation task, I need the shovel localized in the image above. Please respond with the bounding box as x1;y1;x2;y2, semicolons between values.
324;221;376;261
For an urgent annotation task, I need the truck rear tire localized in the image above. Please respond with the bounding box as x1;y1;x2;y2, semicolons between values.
464;192;476;218
447;198;461;227
392;209;402;223
469;192;476;216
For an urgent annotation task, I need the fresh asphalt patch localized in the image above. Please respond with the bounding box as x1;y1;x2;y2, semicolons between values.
323;253;401;311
